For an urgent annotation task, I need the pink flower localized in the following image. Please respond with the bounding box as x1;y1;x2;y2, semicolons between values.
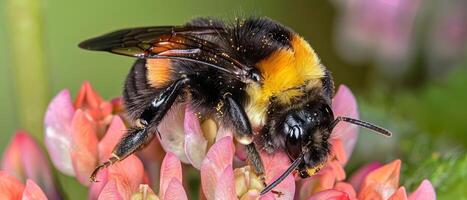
334;0;422;75
44;82;122;176
200;136;295;200
1;131;61;199
0;171;48;200
300;159;436;200
156;103;232;168
89;152;187;200
292;85;436;199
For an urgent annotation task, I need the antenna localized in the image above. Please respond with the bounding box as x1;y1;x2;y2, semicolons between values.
330;116;392;137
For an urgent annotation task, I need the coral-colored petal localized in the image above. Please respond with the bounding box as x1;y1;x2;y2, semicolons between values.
159;153;183;199
408;180;436;200
44;89;75;176
109;155;147;190
388;187;407;200
157;103;189;163
22;180;47;200
74;81;113;128
214;166;236;200
348;162;381;191
260;150;295;199
331;85;359;161
184;106;208;169
163;178;188;200
330;139;348;166
307;189;351;200
98;116;127;160
1;131;61;199
0;171;24;200
298;167;337;199
327;159;346;181
74;81;104;110
358;160;401;200
70;110;99;186
334;182;357;200
200;136;235;200
2;132;27;181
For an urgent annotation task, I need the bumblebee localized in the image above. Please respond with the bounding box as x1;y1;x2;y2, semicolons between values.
79;17;391;195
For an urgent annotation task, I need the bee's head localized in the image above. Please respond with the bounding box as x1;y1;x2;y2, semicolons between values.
280;99;334;177
261;96;392;195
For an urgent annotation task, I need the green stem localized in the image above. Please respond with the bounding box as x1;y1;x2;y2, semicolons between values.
5;0;48;142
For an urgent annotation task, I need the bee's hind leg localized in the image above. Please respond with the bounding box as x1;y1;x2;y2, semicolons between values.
90;78;188;182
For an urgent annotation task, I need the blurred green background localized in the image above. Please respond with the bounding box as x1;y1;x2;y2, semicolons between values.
1;0;466;199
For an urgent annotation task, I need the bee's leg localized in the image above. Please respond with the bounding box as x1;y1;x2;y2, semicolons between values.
223;94;265;180
90;78;188;182
246;143;266;182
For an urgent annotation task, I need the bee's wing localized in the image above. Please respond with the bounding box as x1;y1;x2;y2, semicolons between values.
79;26;253;82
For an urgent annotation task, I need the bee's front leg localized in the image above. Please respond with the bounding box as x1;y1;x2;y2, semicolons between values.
222;93;265;179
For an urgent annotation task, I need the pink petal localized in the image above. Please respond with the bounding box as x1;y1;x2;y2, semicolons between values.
408;180;436;200
260;150;295;199
88;168;109;200
97;179;127;200
333;182;357;200
388;187;408;200
22;180;47;200
157;103;189;163
1;131;61;199
159;152;183;198
358;159;401;200
44;89;75;175
98;116;127;160
348;162;381;191
201;136;235;200
0;171;24;200
70;110;99;186
183;106;208;169
98;155;147;200
163;178;188;200
136;138;164;187
331;85;359;161
307;189;351;200
214;165;236;200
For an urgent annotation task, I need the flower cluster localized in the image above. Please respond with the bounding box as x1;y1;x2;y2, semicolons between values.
0;82;436;199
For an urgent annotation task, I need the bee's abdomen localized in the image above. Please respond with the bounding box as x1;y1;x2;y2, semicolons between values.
123;59;161;121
